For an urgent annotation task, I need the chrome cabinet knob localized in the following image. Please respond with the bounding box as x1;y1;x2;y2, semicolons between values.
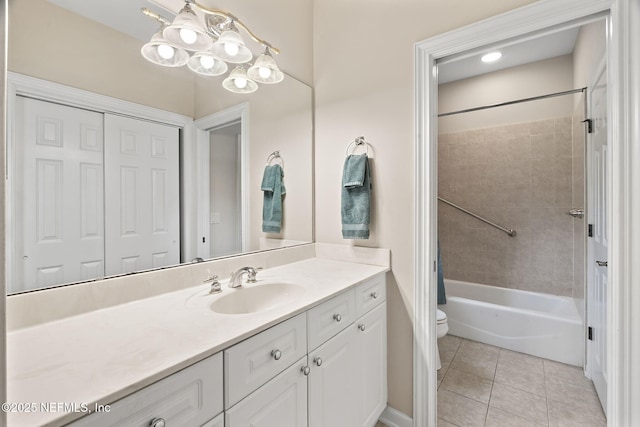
271;349;282;360
314;356;323;367
596;260;608;267
333;314;342;322
301;366;311;376
358;324;366;332
150;418;166;427
370;291;379;299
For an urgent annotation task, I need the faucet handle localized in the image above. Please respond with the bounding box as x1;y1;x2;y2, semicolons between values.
246;266;262;283
205;275;222;294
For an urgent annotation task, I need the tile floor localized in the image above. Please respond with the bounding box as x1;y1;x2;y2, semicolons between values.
437;336;606;427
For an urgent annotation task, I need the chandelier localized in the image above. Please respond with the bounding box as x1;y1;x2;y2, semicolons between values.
141;0;284;94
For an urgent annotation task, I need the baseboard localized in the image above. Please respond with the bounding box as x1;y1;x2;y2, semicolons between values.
379;406;413;427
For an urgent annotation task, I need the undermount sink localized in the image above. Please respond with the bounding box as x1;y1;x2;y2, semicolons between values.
210;282;306;315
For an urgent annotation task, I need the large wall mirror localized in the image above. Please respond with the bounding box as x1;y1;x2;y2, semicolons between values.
6;0;313;294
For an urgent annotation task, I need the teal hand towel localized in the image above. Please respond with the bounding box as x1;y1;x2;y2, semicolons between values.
261;164;286;233
341;154;371;239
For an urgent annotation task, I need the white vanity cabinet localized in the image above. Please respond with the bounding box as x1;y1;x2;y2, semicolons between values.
69;352;223;427
68;273;387;427
308;323;359;427
308;275;387;427
225;357;309;427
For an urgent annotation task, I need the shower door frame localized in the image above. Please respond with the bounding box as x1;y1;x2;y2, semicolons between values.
414;0;640;426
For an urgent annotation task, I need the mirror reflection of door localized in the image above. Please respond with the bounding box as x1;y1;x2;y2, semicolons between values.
12;96;180;293
208;122;243;258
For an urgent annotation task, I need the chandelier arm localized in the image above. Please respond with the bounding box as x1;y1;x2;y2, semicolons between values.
193;1;280;54
141;8;172;26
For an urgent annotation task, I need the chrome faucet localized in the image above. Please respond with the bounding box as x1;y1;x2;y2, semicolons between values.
229;266;260;288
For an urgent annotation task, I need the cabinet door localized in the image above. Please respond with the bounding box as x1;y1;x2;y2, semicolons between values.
202;412;224;427
308;325;358;427
356;302;387;427
69;353;223;427
225;356;308;427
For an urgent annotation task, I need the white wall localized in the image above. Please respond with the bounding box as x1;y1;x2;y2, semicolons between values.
313;0;538;416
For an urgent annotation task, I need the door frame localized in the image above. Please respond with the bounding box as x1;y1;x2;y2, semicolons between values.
193;103;250;259
6;73;195;292
414;0;640;426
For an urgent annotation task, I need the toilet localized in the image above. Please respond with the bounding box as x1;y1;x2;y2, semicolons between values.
436;308;449;370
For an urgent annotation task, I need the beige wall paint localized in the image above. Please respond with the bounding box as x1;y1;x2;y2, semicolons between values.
9;0;196;116
197;0;313;85
313;0;538;416
573;20;607;93
439;55;575;133
9;0;313;115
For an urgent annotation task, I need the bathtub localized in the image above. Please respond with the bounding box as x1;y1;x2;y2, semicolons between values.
440;279;583;366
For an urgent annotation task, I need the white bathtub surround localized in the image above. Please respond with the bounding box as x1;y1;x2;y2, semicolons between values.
7;253;389;426
441;279;582;366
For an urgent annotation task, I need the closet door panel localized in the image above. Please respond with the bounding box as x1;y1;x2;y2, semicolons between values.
14;96;104;292
104;114;180;276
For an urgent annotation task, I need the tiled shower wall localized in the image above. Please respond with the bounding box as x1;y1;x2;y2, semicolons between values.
438;117;579;297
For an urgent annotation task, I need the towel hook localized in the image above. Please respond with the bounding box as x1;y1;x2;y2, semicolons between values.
266;150;284;169
346;136;370;156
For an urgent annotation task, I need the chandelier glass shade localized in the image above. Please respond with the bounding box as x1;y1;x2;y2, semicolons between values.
141;27;190;67
141;1;283;94
162;3;213;52
187;51;228;76
223;66;259;94
248;49;284;84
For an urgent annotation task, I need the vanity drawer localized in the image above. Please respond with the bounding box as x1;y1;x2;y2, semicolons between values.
355;274;386;317
69;352;223;427
307;288;356;351
224;313;307;408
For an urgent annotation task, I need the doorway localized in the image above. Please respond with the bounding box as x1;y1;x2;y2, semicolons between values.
414;1;640;425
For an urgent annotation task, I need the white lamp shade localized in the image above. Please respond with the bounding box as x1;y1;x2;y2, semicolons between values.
141;29;189;67
187;51;228;76
211;29;253;63
163;4;213;52
223;67;258;93
247;51;284;84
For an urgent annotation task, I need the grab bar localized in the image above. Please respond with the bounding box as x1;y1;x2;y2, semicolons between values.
438;197;517;237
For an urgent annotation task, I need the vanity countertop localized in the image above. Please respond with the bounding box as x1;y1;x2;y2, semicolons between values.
7;257;389;427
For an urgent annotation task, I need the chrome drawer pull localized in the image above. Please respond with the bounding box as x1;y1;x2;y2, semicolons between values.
301;366;311;376
358;324;366;332
596;260;608;267
370;291;379;299
333;313;342;322
271;349;282;360
314;356;323;367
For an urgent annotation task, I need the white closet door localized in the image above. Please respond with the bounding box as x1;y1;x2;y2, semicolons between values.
104;114;180;276
15;96;105;291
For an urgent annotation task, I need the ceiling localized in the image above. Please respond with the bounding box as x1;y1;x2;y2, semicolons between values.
437;27;581;84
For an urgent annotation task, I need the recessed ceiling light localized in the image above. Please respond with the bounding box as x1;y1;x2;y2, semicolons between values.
481;51;502;63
